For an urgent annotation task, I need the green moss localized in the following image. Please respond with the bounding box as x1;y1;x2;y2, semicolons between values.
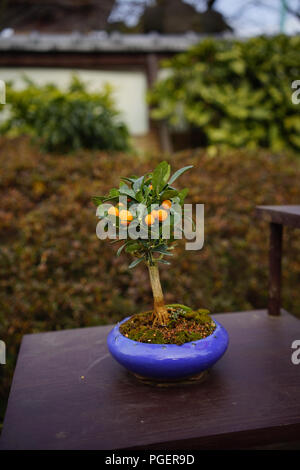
174;329;211;344
136;329;165;344
167;304;193;312
183;309;211;324
174;331;189;344
119;304;216;345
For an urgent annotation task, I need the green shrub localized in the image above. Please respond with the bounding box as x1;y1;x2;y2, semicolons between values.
1;137;300;422
0;77;130;153
149;35;300;152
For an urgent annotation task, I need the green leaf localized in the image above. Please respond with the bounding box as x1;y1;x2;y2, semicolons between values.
119;186;136;199
168;165;193;185
162;163;171;185
109;188;120;198
128;258;143;269
116;243;126;256
178;188;189;204
143;186;151;198
152;244;173;255
134;190;144;203
102;196;120;203
152;243;168;251
125;242;141;253
158;259;171;265
133;176;144;193
120;176;136;184
160;189;179;199
152;161;171;195
91;196;105;206
153;248;173;256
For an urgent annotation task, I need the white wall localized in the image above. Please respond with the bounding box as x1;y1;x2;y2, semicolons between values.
0;68;149;135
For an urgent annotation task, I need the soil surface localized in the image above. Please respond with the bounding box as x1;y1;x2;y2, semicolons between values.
119;304;216;345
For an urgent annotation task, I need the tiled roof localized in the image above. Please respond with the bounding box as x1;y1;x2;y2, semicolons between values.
0;31;226;52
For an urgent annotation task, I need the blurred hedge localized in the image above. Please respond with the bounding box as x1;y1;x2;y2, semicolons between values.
0;77;130;153
149;35;300;152
1;137;300;421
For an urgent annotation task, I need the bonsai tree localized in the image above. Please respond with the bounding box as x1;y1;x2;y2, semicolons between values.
96;162;228;379
92;161;193;327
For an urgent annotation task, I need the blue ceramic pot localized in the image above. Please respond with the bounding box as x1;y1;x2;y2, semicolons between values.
107;316;229;381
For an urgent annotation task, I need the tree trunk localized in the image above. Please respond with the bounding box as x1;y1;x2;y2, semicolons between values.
148;263;169;325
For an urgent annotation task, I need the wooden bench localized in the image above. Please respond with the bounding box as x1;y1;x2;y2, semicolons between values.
256;205;300;316
0;309;299;450
1;205;299;449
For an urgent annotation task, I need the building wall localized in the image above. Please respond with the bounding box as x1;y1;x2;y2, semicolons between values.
0;67;149;135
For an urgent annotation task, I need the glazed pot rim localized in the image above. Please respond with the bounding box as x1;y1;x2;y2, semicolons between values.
114;315;222;348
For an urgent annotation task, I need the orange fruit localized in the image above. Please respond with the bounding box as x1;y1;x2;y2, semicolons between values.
119;209;133;223
149;184;153;190
151;209;159;219
161;199;172;210
108;206;119;216
117;202;125;208
157;209;168;222
144;213;155;226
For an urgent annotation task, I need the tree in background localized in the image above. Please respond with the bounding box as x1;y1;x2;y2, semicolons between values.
0;76;130;152
148;35;300;152
1;0;299;35
109;0;300;35
0;0;114;32
109;0;232;34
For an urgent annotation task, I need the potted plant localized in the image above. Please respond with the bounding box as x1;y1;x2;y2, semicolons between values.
92;161;228;383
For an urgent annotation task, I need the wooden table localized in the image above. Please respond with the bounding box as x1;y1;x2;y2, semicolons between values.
1;310;299;450
256;205;300;316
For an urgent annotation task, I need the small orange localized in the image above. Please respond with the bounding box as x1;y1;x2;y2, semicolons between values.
119;209;133;223
161;199;172;210
108;206;119;216
144;213;155;226
117;202;125;208
157;209;168;222
151;209;159;219
149;184;153;190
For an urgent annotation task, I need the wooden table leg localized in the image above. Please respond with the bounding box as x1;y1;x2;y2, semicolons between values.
268;223;283;316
